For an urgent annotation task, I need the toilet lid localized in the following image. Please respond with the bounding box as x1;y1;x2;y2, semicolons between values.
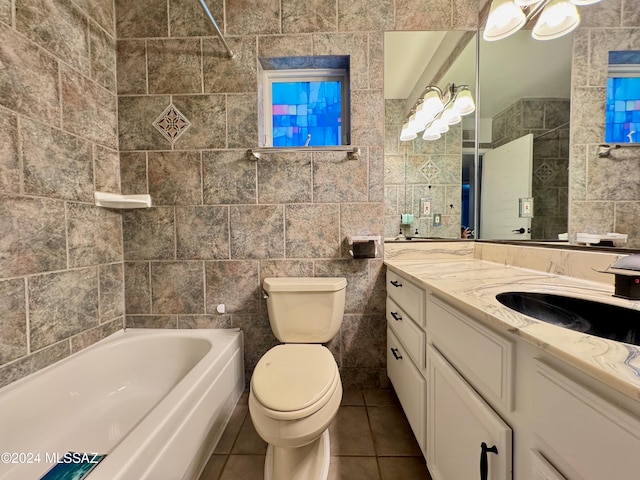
252;344;338;413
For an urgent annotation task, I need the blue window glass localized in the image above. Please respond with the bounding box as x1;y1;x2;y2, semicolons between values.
272;81;342;147
605;77;640;143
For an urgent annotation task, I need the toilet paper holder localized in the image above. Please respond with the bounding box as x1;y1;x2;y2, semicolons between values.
347;236;381;258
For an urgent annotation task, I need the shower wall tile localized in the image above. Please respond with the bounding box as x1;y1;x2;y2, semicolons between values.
342;314;386;368
0;24;60;124
282;0;337;33
203;36;257;93
0;341;70;389
624;0;640;27
116;40;147;95
126;315;177;329
0;0;10;25
22;119;93;202
73;0;115;33
225;0;280;35
169;0;223;37
178;314;232;329
0;196;67;277
230;205;284;259
258;259;314;280
571;87;606;145
71;319;122;352
453;0;479;29
337;0;393;32
227;94;259;148
369;32;384;90
172;95;227;149
94;146;121;194
580;0;622;28
118;95;172;150
16;0;89;76
203;150;257;204
586;149;640;201
615;202;640;242
351;89;384;146
122;208;175;260
148;151;202;205
115;0;168;38
176;206;230;259
99;263;124;321
205;261;260;314
90;21;116;92
285;203;340;258
257;154;312;204
61;66;118;149
257;34;313;58
151;261;204;314
313;151;368;203
120;151;148;194
67;203;123;268
29;268;99;350
394;0;453;30
124;262;151;314
0;279;27;364
0;111;19;193
232;313;278;371
148;38;203;94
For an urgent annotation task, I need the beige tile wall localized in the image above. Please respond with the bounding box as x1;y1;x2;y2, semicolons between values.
0;0;122;388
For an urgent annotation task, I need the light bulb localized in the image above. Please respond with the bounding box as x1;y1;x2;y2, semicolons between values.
422;127;441;141
442;104;462;125
532;0;580;40
483;0;527;42
453;88;476;116
400;122;417;142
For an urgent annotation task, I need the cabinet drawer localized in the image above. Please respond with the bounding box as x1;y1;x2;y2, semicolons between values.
387;328;426;454
533;361;640;479
387;297;425;370
428;296;514;411
386;270;425;327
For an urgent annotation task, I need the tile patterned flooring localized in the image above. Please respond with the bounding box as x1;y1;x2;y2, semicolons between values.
199;390;433;480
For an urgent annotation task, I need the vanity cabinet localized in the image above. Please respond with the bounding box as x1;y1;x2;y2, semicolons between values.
427;344;512;480
385;270;427;456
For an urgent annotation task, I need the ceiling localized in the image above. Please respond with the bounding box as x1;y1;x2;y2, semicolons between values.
384;30;573;121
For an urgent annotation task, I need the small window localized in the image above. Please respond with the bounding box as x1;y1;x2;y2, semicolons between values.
258;57;350;148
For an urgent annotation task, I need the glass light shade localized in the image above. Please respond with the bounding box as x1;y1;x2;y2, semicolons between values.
431;118;449;134
532;0;580;40
422;89;445;115
422;128;441;141
453;88;475;115
569;0;601;4
441;104;462;126
483;0;527;42
515;0;540;5
414;102;435;131
400;122;417;141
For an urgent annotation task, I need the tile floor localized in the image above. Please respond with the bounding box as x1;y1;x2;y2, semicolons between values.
199;389;433;480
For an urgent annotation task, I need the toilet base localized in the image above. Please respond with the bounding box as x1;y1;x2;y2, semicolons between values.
264;429;331;480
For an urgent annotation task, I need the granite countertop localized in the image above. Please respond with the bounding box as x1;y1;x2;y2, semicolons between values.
385;257;640;403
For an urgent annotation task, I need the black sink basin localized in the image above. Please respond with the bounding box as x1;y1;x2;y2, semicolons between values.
496;292;640;346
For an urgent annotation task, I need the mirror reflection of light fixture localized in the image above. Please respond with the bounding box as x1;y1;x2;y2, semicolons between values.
484;0;603;42
399;84;476;142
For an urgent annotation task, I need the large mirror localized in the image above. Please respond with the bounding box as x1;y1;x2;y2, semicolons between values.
384;29;573;242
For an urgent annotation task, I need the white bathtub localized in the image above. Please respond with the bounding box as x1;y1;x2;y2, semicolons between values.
0;328;244;480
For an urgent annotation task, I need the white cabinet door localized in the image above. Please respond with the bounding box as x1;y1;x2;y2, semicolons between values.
427;344;512;480
531;451;567;480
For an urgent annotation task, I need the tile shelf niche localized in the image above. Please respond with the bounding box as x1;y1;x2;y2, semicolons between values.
247;146;360;161
94;192;152;209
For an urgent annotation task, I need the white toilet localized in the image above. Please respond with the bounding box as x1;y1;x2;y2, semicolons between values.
249;277;347;480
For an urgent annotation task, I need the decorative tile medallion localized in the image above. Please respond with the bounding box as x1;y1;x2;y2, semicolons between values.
534;162;554;184
419;159;440;181
152;104;191;144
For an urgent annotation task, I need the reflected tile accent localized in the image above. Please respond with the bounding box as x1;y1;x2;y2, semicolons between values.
419;159;440;181
151;262;204;314
152;104;192;144
29;268;99;350
0;196;67;277
0;279;27;364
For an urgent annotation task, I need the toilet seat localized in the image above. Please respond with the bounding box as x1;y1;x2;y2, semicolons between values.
252;344;339;421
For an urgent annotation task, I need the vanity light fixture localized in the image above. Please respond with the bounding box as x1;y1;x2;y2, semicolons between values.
483;0;602;42
399;84;476;142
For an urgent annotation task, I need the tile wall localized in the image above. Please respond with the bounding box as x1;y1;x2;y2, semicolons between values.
569;0;640;247
491;98;570;239
115;0;478;389
0;0;122;387
385;99;463;239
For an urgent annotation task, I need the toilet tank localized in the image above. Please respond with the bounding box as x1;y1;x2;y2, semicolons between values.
263;277;347;343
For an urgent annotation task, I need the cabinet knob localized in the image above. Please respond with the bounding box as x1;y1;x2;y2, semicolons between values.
390;280;403;287
390;311;402;321
479;442;498;480
391;347;403;360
